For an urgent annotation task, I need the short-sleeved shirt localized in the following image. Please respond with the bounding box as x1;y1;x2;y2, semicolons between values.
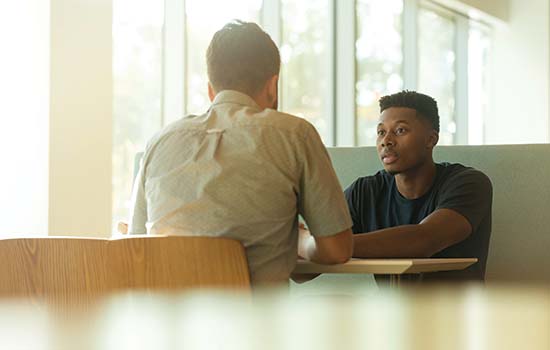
128;90;352;285
344;163;492;281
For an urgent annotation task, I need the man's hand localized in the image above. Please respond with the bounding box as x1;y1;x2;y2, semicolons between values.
293;224;352;283
117;222;128;234
293;224;320;283
298;225;353;265
297;223;311;259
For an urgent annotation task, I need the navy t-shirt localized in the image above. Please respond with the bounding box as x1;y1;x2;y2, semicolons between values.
344;163;493;281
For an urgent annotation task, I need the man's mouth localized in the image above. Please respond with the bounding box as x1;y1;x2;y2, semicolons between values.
381;152;399;165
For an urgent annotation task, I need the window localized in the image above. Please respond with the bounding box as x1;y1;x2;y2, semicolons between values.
418;6;457;145
356;0;403;146
112;0;164;230
468;23;491;145
354;1;491;146
280;0;331;144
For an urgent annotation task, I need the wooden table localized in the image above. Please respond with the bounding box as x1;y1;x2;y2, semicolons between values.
293;258;478;287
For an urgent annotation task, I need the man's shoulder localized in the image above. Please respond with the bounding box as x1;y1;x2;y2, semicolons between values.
437;163;492;188
140;114;206;156
250;108;317;135
435;163;493;204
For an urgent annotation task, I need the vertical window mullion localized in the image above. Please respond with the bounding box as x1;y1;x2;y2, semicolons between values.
261;0;282;45
335;0;356;146
455;15;469;144
261;0;282;110
403;0;418;90
326;0;336;146
162;0;186;124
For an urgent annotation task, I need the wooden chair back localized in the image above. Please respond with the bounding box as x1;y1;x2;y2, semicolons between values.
0;236;250;304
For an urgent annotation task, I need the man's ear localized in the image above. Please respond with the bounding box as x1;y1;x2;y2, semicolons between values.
266;75;279;108
427;130;439;149
208;82;216;102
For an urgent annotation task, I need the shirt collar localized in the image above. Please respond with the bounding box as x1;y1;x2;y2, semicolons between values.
211;90;261;110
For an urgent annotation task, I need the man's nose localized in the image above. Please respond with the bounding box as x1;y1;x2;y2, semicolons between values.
380;134;395;147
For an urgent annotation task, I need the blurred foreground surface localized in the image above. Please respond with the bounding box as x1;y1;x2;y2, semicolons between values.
0;284;548;350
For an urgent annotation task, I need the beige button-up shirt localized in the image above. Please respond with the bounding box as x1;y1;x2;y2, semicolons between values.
129;90;352;284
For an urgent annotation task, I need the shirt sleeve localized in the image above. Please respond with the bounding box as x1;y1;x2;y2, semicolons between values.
436;168;493;233
297;125;353;237
128;155;148;235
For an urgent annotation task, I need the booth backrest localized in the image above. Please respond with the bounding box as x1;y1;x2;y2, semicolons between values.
327;144;550;283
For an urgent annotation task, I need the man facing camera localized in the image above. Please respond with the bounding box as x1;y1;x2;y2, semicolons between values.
345;91;492;282
128;20;353;286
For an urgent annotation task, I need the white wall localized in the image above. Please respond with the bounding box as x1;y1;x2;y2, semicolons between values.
486;0;549;144
49;0;113;236
0;0;112;237
0;1;50;235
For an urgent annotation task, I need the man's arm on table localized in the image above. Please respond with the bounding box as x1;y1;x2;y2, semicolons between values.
353;208;471;258
298;227;354;264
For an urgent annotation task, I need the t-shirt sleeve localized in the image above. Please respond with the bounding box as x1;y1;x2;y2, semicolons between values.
436;168;493;233
297;125;353;237
344;179;364;234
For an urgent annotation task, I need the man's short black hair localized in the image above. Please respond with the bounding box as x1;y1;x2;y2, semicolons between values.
207;20;280;97
379;90;440;132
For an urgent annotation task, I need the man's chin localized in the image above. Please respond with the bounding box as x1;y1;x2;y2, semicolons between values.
383;165;401;176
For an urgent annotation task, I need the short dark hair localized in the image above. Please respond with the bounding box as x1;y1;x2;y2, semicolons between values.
206;20;280;97
379;90;440;132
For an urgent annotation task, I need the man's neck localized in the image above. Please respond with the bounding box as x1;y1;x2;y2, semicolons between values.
394;160;437;200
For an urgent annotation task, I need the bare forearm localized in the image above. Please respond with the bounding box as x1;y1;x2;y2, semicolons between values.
298;229;353;264
353;225;439;258
353;209;472;258
298;235;325;263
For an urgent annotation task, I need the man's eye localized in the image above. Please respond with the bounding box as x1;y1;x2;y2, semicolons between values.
377;130;385;137
395;128;406;135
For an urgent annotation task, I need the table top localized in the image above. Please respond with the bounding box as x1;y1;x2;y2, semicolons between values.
293;257;478;275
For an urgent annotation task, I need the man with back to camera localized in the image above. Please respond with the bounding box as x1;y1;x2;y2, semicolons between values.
345;90;493;282
127;20;353;286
